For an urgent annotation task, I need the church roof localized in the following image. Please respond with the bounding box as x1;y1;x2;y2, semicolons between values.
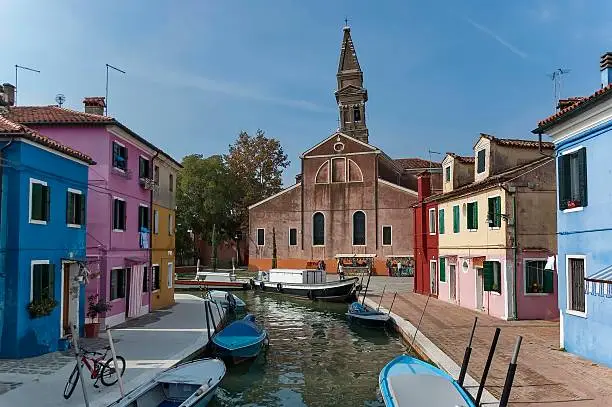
394;158;442;170
338;26;361;73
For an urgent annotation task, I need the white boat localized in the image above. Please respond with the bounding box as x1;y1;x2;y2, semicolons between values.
108;358;226;407
208;290;246;311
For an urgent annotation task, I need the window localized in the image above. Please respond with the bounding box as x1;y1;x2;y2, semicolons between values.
525;260;554;294
110;268;126;300
168;214;174;235
30;179;50;224
315;161;330;184
445;166;451;182
382;226;392;246
487;196;501;228
138;205;150;231
568;257;585;313
353;106;361;122
348;159;363;182
153;210;159;234
353;211;366;245
66;189;85;227
477;149;485;174
257;228;265;246
483;261;501;294
558;147;587;210
313;212;325;245
331;158;346;183
154;165;160;184
112;142;127;171
169;173;174;192
113;198;126;231
167;263;173;289
439;257;446;282
438;209;445;234
31;262;54;302
467;202;478;230
453;205;460;233
143;266;148;293
139;156;150;179
428;208;436;234
289;228;297;246
153;265;161;290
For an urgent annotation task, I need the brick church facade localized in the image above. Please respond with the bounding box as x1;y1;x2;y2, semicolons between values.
248;26;440;274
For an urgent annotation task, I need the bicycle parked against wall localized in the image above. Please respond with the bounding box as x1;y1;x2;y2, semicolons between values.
63;345;126;399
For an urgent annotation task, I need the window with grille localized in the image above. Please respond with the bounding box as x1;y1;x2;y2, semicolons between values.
568;258;585;313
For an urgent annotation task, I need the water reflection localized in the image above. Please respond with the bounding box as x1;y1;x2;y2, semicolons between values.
209;291;405;407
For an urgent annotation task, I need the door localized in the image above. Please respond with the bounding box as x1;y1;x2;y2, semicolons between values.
476;268;484;310
430;261;438;295
125;267;131;318
127;265;144;318
449;264;457;302
62;263;71;336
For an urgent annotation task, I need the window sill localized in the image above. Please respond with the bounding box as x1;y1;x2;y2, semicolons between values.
488;291;502;296
110;298;124;303
382;243;392;246
112;166;126;173
524;292;552;296
67;224;82;229
312;245;325;248
352;244;367;247
113;229;125;233
488;227;501;230
29;219;47;225
429;233;436;236
562;207;584;213
153;289;160;293
566;309;587;318
468;229;477;232
289;244;298;247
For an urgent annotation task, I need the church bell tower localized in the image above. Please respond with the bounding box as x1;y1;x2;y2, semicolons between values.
335;25;369;144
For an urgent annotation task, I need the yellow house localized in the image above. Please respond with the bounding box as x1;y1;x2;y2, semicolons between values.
151;152;182;310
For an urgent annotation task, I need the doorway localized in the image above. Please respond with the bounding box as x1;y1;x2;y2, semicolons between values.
476;268;484;310
430;260;438;296
449;264;457;302
61;263;78;337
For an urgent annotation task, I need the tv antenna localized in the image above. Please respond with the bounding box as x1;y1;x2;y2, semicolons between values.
15;64;41;105
547;68;571;111
105;63;126;115
428;150;442;172
55;94;66;107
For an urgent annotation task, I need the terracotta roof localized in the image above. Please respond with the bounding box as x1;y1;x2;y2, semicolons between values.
0;115;95;164
535;83;612;131
479;133;554;149
447;152;475;164
6;106;114;125
557;97;585;110
394;157;442;169
83;97;106;107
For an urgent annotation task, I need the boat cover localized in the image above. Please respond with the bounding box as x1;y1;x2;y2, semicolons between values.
212;314;266;351
157;359;225;386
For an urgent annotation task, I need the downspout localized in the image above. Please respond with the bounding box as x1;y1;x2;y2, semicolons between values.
149;150;159;311
0;137;14;349
0;138;14;234
500;182;518;320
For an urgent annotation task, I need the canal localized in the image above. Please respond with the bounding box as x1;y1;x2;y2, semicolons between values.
208;290;407;407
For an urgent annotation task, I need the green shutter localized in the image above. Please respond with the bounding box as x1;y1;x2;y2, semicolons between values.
488;197;494;226
453;205;459;233
66;192;73;224
439;209;445;234
558;155;570;210
472;202;478;229
495;197;501;227
439;257;446;282
483;261;495;291
578;148;588;207
466;204;472;229
543;269;554;293
48;264;55;300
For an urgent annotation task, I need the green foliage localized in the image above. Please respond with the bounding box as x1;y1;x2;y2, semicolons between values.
87;294;112;320
27;298;58;318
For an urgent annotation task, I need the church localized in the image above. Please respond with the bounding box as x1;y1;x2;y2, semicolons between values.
248;25;441;274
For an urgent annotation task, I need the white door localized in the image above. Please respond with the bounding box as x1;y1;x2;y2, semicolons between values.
476;268;484;310
430;261;438;295
449;264;457;302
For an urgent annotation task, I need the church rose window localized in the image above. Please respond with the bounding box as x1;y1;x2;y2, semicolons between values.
353;211;366;245
313;212;325;246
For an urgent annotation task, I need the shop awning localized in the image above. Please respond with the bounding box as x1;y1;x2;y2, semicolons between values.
384;254;414;258
586;265;612;283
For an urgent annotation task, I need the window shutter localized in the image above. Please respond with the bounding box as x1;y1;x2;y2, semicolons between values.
453;206;459;233
543;269;554;293
66;191;73;224
483;261;494;291
558;155;569;210
495;197;501;227
439;257;446;282
466;205;472;229
80;195;86;225
578;148;588;207
488;198;494;225
43;185;50;221
439;210;445;234
473;202;478;229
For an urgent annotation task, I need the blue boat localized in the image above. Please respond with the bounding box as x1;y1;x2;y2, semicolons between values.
379;355;476;407
346;302;390;326
212;314;268;362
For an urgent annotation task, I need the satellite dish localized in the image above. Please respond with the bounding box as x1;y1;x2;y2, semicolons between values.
55;94;66;107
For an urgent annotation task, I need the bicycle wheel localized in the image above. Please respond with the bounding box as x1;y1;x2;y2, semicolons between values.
63;364;80;399
100;356;126;386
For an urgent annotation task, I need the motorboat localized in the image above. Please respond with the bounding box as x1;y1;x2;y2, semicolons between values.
346;301;390;326
253;269;358;302
212;314;268;363
108;358;226;407
208;290;246;311
175;271;250;290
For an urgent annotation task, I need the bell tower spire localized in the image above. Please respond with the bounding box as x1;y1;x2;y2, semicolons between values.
335;24;369;144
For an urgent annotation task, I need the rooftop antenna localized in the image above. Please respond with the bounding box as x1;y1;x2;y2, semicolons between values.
15;64;41;106
547;68;571;112
344;17;349;28
428;150;442;172
55;94;66;108
105;63;126;115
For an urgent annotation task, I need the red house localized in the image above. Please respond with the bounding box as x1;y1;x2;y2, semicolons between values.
413;172;440;296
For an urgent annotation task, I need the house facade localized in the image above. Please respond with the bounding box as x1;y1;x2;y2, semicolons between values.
413;172;439;295
151;152;181;310
0;104;94;357
428;135;558;320
6;97;177;328
533;52;612;366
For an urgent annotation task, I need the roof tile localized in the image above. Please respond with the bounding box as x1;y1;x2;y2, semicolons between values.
480;133;554;149
394;157;442;169
6;106;114;125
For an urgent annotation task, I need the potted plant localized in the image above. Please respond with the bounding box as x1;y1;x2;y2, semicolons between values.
85;294;112;338
27;297;58;319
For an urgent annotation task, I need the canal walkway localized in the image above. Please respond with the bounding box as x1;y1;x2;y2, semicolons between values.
365;276;612;406
0;293;222;407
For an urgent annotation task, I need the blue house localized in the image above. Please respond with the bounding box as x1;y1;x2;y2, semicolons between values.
533;52;612;367
0;98;94;358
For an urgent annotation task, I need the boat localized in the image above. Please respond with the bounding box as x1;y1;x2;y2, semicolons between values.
379;355;476;407
208;290;246;311
253;269;358;302
346;301;390;326
107;358;226;407
212;314;268;363
175;271;251;290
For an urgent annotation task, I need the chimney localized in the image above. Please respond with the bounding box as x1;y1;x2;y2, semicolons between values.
1;83;15;106
295;174;303;184
83;97;106;115
600;52;612;87
417;171;431;201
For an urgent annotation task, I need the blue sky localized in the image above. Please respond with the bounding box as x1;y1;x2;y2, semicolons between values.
3;0;611;184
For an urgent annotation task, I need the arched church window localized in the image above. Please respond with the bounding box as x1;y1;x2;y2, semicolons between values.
332;158;346;182
343;109;350;124
315;161;330;184
313;212;325;246
353;211;366;245
348;159;363;182
353;106;361;122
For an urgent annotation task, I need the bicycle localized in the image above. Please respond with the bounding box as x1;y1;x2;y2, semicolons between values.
63;345;126;400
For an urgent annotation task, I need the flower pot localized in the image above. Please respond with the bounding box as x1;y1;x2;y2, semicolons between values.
84;322;100;338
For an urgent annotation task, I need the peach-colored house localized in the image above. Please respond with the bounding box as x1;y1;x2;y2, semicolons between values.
428;134;559;320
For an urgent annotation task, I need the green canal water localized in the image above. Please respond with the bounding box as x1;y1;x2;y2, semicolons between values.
208;291;407;407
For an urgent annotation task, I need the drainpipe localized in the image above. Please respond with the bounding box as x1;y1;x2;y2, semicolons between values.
499;183;518;320
0;138;14;232
149;150;159;312
0;137;13;349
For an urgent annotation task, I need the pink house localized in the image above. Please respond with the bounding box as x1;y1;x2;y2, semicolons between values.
7;98;159;327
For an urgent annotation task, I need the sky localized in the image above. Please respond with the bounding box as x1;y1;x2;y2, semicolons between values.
2;0;612;185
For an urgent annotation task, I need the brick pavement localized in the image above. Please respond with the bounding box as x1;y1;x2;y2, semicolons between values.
369;277;612;406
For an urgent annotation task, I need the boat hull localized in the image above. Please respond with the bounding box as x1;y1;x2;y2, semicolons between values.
346;312;390;327
254;277;358;302
175;280;250;290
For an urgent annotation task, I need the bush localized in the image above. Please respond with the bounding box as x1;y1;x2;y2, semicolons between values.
27;298;58;318
87;294;112;321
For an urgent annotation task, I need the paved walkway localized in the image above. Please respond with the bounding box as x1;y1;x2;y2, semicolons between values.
365;277;612;406
0;293;224;407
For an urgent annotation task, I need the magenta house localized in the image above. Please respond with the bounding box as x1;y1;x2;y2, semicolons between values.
7;98;157;327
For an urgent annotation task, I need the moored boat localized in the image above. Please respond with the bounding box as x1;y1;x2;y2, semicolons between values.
176;271;250;290
346;302;390;326
107;358;226;407
208;290;246;311
212;314;268;363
